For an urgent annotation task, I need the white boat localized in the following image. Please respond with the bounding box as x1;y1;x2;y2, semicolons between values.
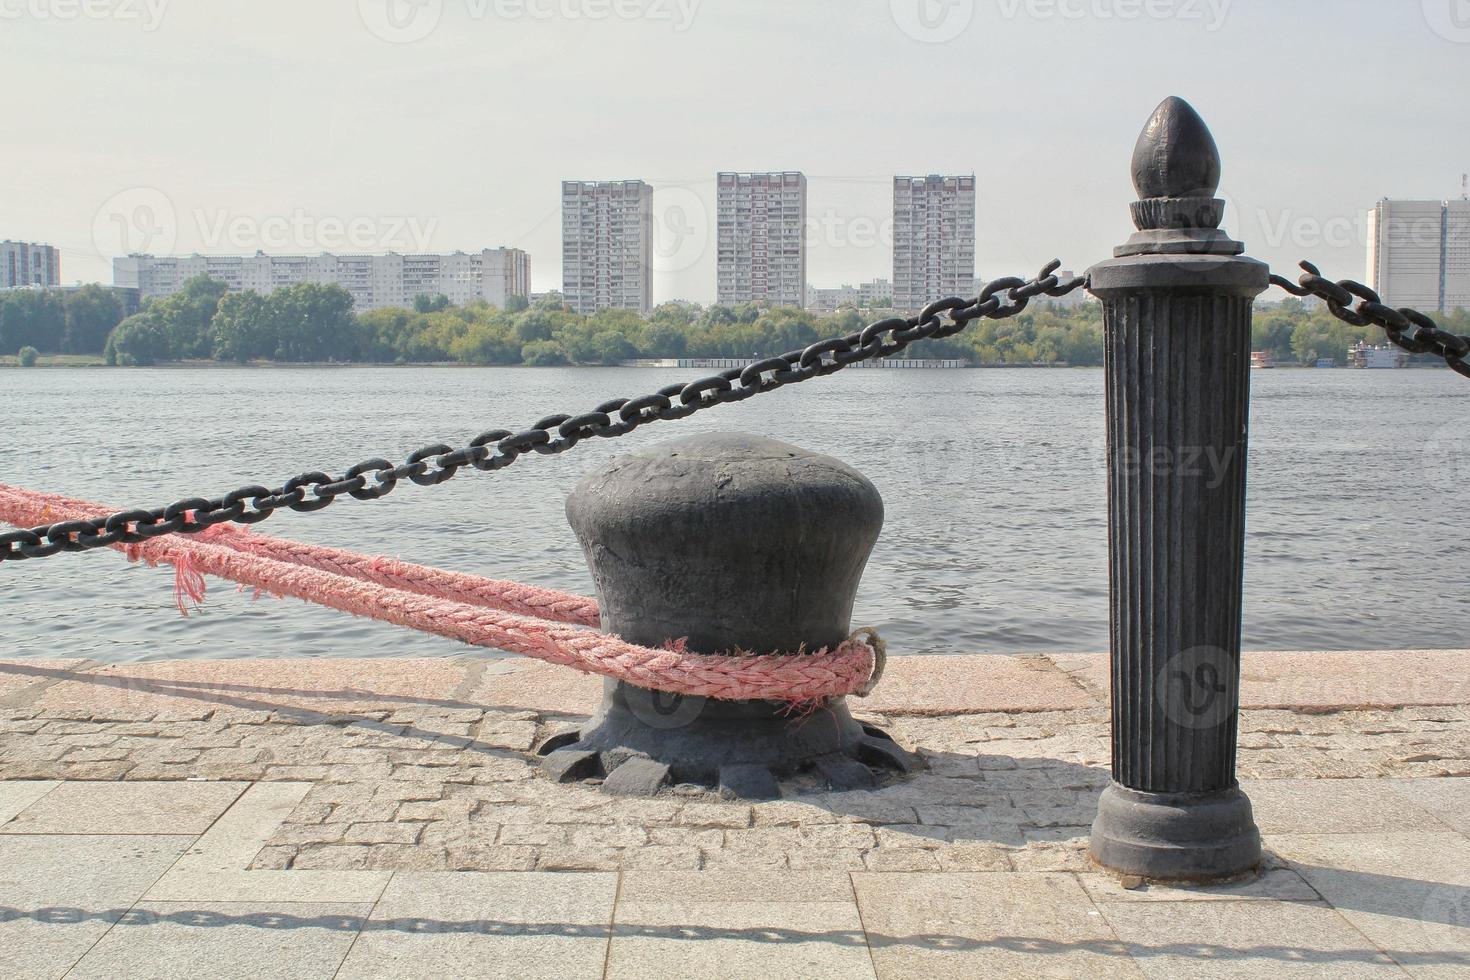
1251;351;1274;369
1348;342;1410;369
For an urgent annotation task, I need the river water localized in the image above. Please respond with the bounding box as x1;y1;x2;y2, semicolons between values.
2;366;1466;663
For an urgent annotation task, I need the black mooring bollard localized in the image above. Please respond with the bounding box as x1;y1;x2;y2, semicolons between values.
538;432;917;799
1087;97;1268;881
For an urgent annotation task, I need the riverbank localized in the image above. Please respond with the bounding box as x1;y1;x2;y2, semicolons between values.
2;648;1466;976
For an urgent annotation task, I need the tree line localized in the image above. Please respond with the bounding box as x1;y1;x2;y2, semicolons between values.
3;275;1467;369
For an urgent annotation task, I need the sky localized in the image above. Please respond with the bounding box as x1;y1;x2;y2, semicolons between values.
3;0;1469;303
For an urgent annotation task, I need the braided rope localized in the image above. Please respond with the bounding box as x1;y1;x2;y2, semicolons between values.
0;486;876;701
0;485;601;627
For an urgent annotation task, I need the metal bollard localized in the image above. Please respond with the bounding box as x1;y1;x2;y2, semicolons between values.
1087;97;1268;881
539;432;917;799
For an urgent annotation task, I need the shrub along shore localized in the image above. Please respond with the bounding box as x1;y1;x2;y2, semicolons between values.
3;276;1465;369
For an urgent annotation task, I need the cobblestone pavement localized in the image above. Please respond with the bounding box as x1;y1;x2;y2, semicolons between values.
2;652;1468;977
2;654;1467;874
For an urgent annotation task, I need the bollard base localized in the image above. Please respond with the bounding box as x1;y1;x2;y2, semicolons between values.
537;679;919;799
1089;782;1262;882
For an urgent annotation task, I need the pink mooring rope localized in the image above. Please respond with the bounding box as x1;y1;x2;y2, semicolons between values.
0;485;881;702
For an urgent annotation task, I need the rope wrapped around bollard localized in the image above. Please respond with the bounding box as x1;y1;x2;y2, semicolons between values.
0;485;882;703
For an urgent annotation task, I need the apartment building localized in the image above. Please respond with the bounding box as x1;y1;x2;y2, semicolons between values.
893;175;976;312
716;172;807;308
112;249;531;311
1367;198;1470;313
561;180;653;314
806;278;895;312
1;240;61;288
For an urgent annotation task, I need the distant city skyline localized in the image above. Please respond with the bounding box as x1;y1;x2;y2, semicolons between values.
5;2;1469;304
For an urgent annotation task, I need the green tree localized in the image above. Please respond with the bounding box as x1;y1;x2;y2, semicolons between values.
62;286;126;354
0;289;65;354
147;275;228;359
268;283;358;362
210;291;275;363
520;339;568;366
17;345;39;366
104;312;171;366
413;293;451;313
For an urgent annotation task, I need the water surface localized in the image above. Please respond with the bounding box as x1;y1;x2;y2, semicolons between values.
2;367;1465;662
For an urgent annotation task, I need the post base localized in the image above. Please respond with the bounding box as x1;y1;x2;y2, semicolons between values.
1090;782;1262;882
536;680;919;798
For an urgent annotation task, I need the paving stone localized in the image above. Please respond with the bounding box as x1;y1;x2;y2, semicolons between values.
343;822;422;845
935;843;1014;872
538;845;623;871
787;848;868;871
864;848;942;871
1242;778;1449;834
0;834;195;980
609;871;871;979
1097;896;1402;978
68;902;372;979
854;871;1139;978
678;802;752;829
1269;832;1470;976
1386;777;1470;835
0;779;59;824
292;845;374;871
874;824;950;849
1;779;246;835
337;873;616;979
445;843;540;871
497;824;568;847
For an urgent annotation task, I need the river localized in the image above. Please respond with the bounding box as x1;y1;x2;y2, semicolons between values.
2;366;1466;662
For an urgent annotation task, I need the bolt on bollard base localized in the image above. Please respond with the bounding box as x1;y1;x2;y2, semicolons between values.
1087;97;1267;881
538;433;918;799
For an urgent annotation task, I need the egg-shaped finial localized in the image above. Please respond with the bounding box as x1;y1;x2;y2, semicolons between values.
1130;97;1222;200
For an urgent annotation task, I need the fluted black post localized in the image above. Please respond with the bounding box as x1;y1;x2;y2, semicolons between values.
1088;97;1268;881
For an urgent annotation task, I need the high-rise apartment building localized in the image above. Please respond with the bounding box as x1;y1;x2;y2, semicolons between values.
1367;198;1470;313
561;180;653;314
716;172;807;308
1;240;61;288
112;249;530;312
893;175;976;312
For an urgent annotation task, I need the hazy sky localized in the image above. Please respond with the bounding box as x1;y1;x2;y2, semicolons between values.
4;0;1469;302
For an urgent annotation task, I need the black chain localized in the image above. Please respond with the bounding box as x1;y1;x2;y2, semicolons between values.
0;262;1088;563
1271;261;1470;380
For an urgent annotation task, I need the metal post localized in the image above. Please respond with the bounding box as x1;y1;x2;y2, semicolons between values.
540;432;915;799
1087;97;1268;881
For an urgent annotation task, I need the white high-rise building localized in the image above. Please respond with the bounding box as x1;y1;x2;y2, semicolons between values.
112;249;530;312
716;172;807;308
561;180;653;314
893;175;976;312
1;240;61;288
1367;198;1470;313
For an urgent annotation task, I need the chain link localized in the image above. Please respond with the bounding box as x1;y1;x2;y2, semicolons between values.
1271;261;1470;380
0;262;1088;564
